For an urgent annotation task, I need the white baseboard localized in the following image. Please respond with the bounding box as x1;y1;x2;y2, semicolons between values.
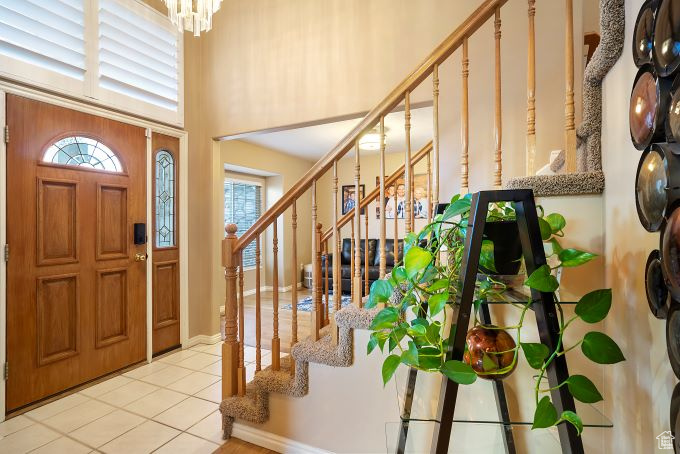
184;332;221;348
232;423;334;454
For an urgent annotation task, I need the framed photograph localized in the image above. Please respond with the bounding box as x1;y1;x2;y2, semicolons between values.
342;184;365;215
375;174;428;219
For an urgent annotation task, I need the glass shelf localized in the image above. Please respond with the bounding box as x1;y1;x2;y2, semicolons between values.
393;364;612;428
385;421;564;454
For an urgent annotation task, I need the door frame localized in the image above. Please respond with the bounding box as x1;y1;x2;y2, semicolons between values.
0;81;189;420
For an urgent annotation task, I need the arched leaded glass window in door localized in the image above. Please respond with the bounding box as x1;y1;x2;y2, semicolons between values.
43;136;123;172
155;150;175;248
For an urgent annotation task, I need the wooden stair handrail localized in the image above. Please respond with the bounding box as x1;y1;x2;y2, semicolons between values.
321;141;433;242
233;0;508;253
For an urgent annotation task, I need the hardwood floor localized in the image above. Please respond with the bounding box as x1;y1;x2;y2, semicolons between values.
213;437;277;453
242;288;315;353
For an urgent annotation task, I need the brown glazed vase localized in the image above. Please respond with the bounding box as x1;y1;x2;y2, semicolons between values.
463;325;517;380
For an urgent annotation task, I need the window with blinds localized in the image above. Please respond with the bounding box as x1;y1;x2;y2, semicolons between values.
98;0;179;112
224;180;262;268
0;0;86;80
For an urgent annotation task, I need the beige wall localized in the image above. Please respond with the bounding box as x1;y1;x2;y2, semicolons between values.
601;1;674;452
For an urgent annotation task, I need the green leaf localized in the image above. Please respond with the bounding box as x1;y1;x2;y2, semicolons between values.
575;289;612;323
382;355;401;385
532;396;558;429
524;265;559;292
560;411;583;435
479;240;497;272
428;292;449;317
538;217;553;241
418;350;442;370
545;213;566;234
426;322;441;345
405;232;418;246
441;360;477;385
367;333;379;355
404;247;433;279
565;375;603;403
558;248;597;267
482;353;497;372
369;307;400;330
366;280;394;309
441;198;471;222
407;324;427;337
520;342;550;369
401;341;419;367
581;331;625;364
428;279;449;292
389;327;407;352
392;266;407;283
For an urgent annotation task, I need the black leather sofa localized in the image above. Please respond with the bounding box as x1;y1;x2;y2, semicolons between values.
322;238;403;295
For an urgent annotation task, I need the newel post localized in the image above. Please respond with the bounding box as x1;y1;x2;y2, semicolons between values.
222;224;239;400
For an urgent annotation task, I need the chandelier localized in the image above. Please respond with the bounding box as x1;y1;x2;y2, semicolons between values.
163;0;223;36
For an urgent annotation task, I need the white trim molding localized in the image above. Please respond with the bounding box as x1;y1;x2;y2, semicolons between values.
184;333;222;349
232;423;335;454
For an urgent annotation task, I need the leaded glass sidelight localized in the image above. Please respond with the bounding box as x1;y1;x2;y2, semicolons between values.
155;150;175;248
43;136;122;172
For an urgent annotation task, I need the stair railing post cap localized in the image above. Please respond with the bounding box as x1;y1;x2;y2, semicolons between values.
226;224;238;236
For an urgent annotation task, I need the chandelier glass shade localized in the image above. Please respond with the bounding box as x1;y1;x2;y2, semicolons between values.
163;0;222;36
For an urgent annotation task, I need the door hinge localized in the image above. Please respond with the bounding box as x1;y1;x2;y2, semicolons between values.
3;125;8;144
3;244;8;263
3;363;8;380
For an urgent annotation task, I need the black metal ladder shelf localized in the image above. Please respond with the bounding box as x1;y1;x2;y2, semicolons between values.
396;189;592;454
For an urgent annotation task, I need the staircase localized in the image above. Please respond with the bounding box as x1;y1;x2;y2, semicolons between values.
219;0;589;445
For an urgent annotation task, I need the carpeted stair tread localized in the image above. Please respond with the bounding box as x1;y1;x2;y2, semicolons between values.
219;304;378;439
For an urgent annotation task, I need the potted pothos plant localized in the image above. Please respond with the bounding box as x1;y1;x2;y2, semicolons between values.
365;193;624;434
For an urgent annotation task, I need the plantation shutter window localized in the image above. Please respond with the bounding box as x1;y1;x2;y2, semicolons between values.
0;0;183;126
224;180;262;268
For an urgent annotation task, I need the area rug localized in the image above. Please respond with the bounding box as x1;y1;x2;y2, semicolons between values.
281;292;352;312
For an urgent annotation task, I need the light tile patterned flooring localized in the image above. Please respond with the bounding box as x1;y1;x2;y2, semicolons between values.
0;342;282;453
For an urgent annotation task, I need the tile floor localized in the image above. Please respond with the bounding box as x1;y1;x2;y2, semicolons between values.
0;342;282;453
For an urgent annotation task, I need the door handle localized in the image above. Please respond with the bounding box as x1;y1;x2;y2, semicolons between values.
134;253;148;262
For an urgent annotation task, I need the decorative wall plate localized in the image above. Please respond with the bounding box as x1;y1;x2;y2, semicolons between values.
646;249;671;318
667;303;680;379
653;0;680;77
630;66;672;149
634;0;659;67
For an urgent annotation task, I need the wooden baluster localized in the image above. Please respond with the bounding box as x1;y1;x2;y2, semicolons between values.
427;152;432;223
324;239;330;325
364;209;369;296
222;224;239;399
311;180;320;341
350;220;355;304
393;187;398;265
410;164;415;229
315;223;323;329
238;252;246;395
333;161;341;312
461;37;470;194
432;64;440;213
272;220;280;371
354;141;362;307
290;201;297;374
255;235;261;372
404;91;412;233
564;0;576;172
526;0;537;176
494;8;503;188
379;116;387;278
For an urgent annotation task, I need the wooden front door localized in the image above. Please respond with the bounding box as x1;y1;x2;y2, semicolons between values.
151;133;180;355
6;95;147;412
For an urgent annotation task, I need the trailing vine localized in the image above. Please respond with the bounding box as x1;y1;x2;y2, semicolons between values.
365;194;624;434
